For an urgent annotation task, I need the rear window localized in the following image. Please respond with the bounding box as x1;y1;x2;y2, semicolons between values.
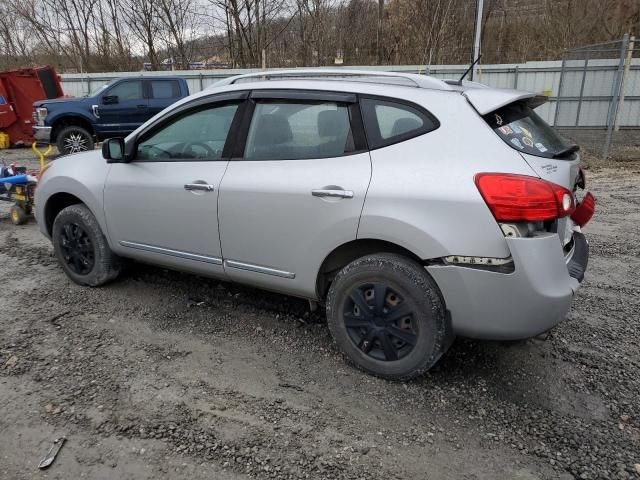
483;102;577;159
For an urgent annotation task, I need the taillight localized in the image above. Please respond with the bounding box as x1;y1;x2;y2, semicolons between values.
475;173;576;222
571;192;595;227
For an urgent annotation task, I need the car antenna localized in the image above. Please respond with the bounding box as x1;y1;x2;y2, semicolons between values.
457;54;482;85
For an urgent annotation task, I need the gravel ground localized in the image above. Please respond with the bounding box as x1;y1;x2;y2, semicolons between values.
1;147;639;480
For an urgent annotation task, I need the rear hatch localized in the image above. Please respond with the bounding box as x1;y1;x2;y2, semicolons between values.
464;88;583;246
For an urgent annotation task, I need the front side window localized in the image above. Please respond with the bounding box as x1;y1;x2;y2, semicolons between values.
244;101;354;160
107;80;143;101
360;97;439;149
151;80;180;99
136;103;239;161
483;102;578;159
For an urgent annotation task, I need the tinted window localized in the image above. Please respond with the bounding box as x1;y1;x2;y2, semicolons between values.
483;102;578;159
136;103;239;161
244;101;354;160
151;80;180;99
360;98;438;149
107;80;143;100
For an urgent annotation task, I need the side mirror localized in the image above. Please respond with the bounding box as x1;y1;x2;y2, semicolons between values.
102;137;128;163
102;95;118;105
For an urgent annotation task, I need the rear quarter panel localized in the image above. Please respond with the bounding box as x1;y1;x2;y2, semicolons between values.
358;90;539;260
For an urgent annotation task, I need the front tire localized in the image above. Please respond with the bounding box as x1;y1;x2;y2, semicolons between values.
52;204;121;286
56;126;94;155
326;253;450;379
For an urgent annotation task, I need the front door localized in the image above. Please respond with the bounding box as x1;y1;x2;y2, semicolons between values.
104;95;245;277
218;91;372;298
96;79;148;138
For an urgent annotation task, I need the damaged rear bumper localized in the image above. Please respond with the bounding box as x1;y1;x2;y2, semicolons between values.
427;232;588;340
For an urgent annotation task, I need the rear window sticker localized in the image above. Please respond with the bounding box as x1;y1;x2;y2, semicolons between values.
499;126;513;135
495;113;503;126
522;137;534;147
512;125;522;134
510;138;524;149
535;142;548;152
521;126;533;138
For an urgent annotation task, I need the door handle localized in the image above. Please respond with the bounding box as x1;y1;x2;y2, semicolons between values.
184;183;214;192
311;189;354;199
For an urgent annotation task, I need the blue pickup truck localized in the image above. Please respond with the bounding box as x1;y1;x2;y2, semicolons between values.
33;76;189;155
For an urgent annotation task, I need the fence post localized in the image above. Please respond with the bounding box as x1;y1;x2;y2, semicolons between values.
575;51;590;126
513;65;519;89
199;73;204;92
553;54;567;127
603;34;629;160
614;35;635;131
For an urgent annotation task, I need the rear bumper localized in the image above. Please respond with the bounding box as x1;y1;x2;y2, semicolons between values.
33;126;52;143
427;232;588;340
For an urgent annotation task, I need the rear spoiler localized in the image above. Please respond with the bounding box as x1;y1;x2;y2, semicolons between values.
462;88;548;115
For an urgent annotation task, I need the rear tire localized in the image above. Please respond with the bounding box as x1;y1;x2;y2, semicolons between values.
326;253;450;379
56;126;94;155
10;205;29;225
52;204;121;286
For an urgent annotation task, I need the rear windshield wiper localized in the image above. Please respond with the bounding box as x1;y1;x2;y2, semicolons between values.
553;144;580;158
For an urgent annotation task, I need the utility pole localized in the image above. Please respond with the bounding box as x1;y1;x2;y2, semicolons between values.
471;0;484;81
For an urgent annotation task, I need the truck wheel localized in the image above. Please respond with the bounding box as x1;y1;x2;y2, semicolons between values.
10;205;29;225
56;126;94;155
52;204;121;286
326;253;451;379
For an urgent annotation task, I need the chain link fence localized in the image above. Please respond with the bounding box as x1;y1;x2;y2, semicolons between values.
554;34;640;160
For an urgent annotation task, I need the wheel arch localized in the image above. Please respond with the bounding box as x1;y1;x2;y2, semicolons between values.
51;115;95;142
316;238;423;300
43;192;85;236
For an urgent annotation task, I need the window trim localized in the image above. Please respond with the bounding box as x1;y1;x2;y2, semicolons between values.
126;91;249;163
231;90;367;161
358;94;440;150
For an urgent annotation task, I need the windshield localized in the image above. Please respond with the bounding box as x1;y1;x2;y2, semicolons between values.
483;102;577;159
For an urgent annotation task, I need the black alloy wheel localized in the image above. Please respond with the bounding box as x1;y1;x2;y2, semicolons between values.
343;282;417;361
59;222;95;275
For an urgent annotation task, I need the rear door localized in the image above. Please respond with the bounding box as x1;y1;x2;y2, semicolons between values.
217;90;371;298
147;79;183;118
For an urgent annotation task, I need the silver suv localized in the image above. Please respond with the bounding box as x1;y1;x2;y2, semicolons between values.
35;70;594;379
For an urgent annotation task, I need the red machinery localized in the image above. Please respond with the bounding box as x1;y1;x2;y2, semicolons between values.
0;66;64;146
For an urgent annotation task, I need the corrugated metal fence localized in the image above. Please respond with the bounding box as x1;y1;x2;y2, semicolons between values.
59;59;640;130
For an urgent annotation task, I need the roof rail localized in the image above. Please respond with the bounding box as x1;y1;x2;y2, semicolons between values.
211;68;453;91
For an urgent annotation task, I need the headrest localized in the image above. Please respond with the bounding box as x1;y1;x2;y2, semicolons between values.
390;117;422;137
253;113;292;145
318;109;348;138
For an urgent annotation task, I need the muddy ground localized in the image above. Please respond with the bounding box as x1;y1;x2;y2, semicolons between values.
1;148;639;480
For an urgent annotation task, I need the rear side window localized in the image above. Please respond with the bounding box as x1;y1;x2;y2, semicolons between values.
484;102;578;159
360;97;439;149
151;80;180;99
244;101;355;160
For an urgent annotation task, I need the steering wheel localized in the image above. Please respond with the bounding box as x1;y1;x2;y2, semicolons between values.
143;144;174;159
181;142;216;159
